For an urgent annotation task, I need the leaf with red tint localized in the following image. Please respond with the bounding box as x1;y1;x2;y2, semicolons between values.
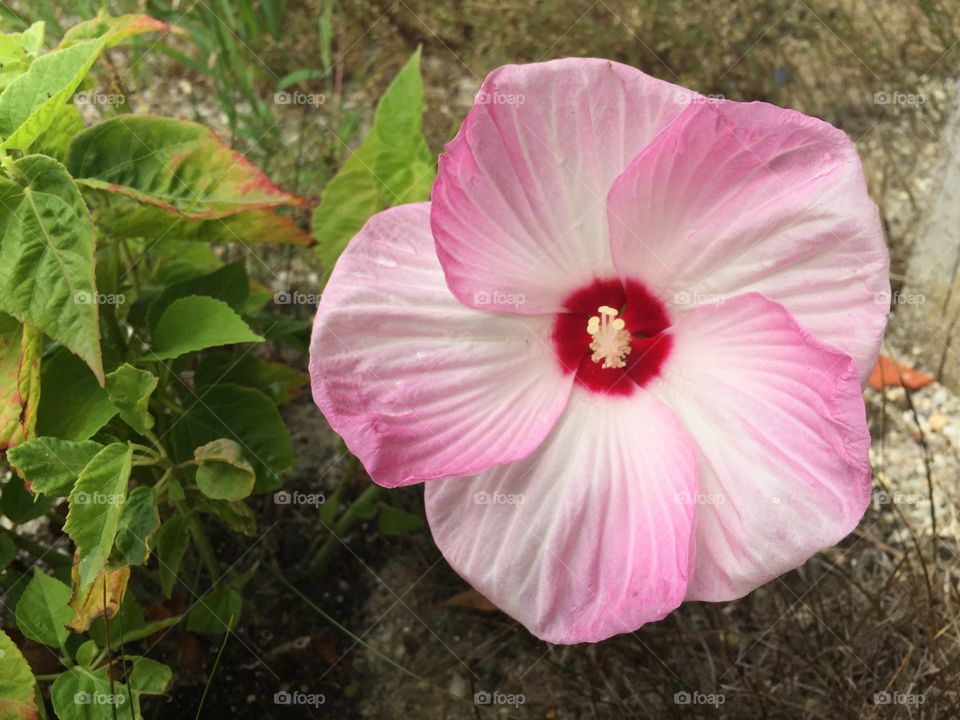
68;116;307;219
60;14;170;48
869;355;935;390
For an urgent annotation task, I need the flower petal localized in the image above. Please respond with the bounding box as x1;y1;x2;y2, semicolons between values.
425;388;698;643
647;293;872;601
309;203;573;487
608;101;889;383
432;58;688;314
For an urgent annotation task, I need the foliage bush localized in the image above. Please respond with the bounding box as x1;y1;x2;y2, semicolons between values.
0;13;431;718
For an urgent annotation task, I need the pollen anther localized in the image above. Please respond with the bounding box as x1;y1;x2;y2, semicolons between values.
586;306;632;369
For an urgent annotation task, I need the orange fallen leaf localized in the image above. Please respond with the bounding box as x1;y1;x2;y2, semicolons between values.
869;355;935;390
441;589;500;612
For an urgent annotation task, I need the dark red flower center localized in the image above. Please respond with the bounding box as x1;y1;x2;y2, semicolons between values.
552;277;672;396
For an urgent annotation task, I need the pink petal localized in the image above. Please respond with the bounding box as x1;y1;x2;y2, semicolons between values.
425;388;698;643
607;101;889;384
432;58;688;314
309;203;573;487
648;293;872;601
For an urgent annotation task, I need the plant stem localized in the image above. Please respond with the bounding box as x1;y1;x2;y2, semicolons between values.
310;484;380;571
186;513;222;580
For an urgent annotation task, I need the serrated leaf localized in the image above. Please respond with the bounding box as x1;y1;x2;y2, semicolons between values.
104;364;157;434
36;348;116;441
145;261;248;333
6;437;104;497
60;14;168;48
0;37;104;151
313;46;434;271
33;105;84;161
0;315;41;451
63;443;132;593
0;155;103;383
68;565;130;633
193;439;255;502
149;296;263;360
0;628;38;720
156;515;189;599
114;486;160;566
50;666;132;720
15;569;72;648
171;384;292;494
67;115;305;218
0;21;44;91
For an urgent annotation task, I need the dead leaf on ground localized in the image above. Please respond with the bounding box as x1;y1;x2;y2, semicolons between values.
869;355;935;390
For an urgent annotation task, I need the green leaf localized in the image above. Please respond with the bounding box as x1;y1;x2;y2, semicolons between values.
75;640;98;667
149;296;263;360
0;474;51;524
50;654;168;720
116;614;181;645
312;46;434;271
33;104;85;161
61;14;167;48
196;496;257;537
277;68;324;90
194;439;255;502
50;666;133;720
194;352;308;406
0;628;38;720
104;364;157;434
6;437;104;497
63;443;132;593
156;515;189;598
0;37;105;151
0;21;44;91
353;493;380;520
186;584;242;634
148;240;221;285
67;115;305;217
126;657;172;696
373;46;426;145
114;486;160;566
91;200;313;246
171;384;292;494
377;504;424;535
145;261;248;333
0;314;41;451
0;155;103;383
15;569;72;648
36;348;116;441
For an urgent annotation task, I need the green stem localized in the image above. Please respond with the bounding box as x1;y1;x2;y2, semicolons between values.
186;512;221;580
310;484;381;571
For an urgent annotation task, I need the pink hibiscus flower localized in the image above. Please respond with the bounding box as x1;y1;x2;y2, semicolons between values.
309;58;889;644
